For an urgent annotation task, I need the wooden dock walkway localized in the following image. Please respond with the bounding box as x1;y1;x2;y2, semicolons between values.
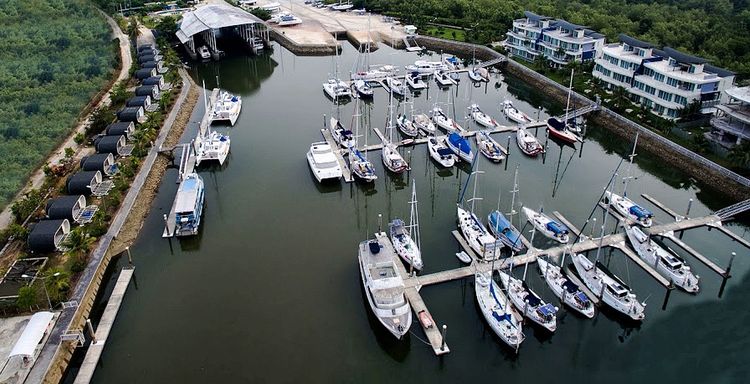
711;223;750;250
660;232;727;276
74;268;135;384
359;125;517;152
320;128;354;183
641;193;684;220
553;211;582;239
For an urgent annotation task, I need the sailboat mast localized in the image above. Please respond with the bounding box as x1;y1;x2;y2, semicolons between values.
410;181;421;250
594;170;616;263
387;82;394;143
469;167;482;214
622;133;639;197
564;69;574;125
509;165;519;228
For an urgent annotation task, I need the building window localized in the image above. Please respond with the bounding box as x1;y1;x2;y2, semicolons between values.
658;90;673;102
654;73;665;82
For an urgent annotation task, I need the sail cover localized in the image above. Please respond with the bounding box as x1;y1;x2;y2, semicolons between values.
546;221;568;235
629;205;653;219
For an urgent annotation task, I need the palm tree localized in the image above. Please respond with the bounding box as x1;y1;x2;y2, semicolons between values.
63;227;95;258
612;86;628;112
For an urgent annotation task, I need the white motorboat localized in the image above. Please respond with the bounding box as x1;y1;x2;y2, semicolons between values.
431;106;463;133
405;72;427;90
210;90;242;126
468;67;489;82
198;45;211;60
502;100;531;124
278;14;302;26
405;60;444;74
194;130;230;166
412;113;436;135
307;142;342;183
442;55;462;71
330;117;355;148
332;1;354;11
323;78;353;100
455;251;471;263
427;137;455;168
469;104;499;128
389;182;423;271
385;77;406;97
537;257;595;318
572;253;646;321
498;270;557;332
434;70;455;87
516;126;544;156
173;173;205;237
522;207;569;243
603;191;653;227
358;238;412;339
351;80;374;99
396;114;418;137
625;226;700;293
475;130;505;162
351;65;399;81
474;271;524;351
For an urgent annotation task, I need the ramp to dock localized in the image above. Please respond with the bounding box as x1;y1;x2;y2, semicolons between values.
74;268;135;384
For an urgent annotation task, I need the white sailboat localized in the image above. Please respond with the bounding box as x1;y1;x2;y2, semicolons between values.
389;181;423;271
475;271;525;350
537;256;595;318
516;126;544;157
405;72;427;90
396;92;419;137
502;100;531;124
522;207;569;243
603;134;654;227
358;237;412;339
412;113;436;135
475;130;506;162
348;98;377;182
487;166;524;253
498;266;557;332
329;116;355;148
431;106;463;133
210;90;242;126
381;90;409;173
351;80;374;99
469;104;499;128
572;253;646;321
457;165;501;260
323;47;352;100
624;225;700;293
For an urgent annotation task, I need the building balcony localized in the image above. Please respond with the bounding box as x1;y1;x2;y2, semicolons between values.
596;59;636;79
634;74;699;100
592;70;631;89
710;116;750;141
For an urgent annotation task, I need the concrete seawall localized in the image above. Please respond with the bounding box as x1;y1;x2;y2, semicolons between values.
269;29;339;56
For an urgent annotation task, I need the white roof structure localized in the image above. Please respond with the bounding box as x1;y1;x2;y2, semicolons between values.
176;4;263;44
726;86;750;104
8;312;54;359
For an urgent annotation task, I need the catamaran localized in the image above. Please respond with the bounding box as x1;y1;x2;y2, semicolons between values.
351;80;374;99
522;207;569;243
427;137;455;168
431;106;464;133
358;237;412;339
307;142;343;183
516;126;544;156
498;268;557;332
329;116;355;148
323;78;353;100
625;225;700;293
572;253;646;321
469;104;499;128
537;256;595;318
389;182;423;271
474;270;524;350
475;130;505;162
447;132;473;163
488;166;524;252
603;191;653;227
210;90;242;126
413;113;436;135
173;173;205;237
502;100;531;124
194;129;230;166
405;72;427;90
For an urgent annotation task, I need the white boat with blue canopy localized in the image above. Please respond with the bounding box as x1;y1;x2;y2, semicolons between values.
523;207;569;243
537;256;595;318
442;55;461;70
499;270;557;332
604;191;653;227
349;148;377;182
447;132;473;163
487;211;524;252
174;173;205;237
475;271;524;351
330;117;355;148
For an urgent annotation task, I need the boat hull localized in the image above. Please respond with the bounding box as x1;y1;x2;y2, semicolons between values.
572;254;646;321
474;271;524;350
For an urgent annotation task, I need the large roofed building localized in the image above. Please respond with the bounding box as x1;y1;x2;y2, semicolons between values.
176;4;269;60
710;86;750;147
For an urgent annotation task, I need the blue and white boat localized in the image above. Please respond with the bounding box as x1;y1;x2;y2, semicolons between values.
603;191;653;227
446;132;473;163
442;55;461;71
475;271;524;351
349;148;377;182
174;173;205;237
537;257;595;318
487;211;524;253
523;206;569;243
498;269;557;332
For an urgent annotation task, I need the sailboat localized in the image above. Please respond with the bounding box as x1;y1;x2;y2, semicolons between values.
457;164;500;260
522;207;569;243
427;136;455;167
547;69;580;144
348;98;377;182
329;116;355;148
475;131;505;162
469;104;499;128
624;225;700;293
323;44;352;100
474;270;525;350
389;181;423;271
498;265;557;332
358;237;412;339
431;106;463;133
381;90;409;173
537;256;595;318
396;92;419;137
488;166;524;253
516;126;544;156
602;134;653;227
447;132;473;163
502;100;531;124
412;113;436;135
351;80;374;99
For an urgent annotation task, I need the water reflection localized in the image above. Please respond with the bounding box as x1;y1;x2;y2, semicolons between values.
191;53;278;95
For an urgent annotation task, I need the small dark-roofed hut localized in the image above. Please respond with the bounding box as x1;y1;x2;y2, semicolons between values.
135;85;160;100
140;60;164;72
138;43;153;52
136;68;157;80
105;122;135;139
117;106;145;123
126;96;152;111
45;195;86;221
66;171;102;195
27;219;70;253
94;135;127;155
142;76;165;88
80;153;117;176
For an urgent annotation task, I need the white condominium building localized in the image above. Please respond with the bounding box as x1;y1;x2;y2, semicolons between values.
593;34;735;120
503;11;605;67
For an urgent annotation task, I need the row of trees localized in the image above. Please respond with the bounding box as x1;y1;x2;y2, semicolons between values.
360;0;750;80
0;0;118;209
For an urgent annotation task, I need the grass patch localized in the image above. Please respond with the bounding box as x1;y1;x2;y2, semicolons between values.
423;26;466;42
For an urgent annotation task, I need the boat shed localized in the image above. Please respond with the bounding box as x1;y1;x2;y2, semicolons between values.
117;106;146;123
136;67;157;80
66;171;103;195
105;121;135;139
80;153;118;176
136;85;160;100
95;135;128;155
45;195;86;221
176;4;269;60
126;95;152;111
27;219;70;253
4;311;55;369
142;76;165;89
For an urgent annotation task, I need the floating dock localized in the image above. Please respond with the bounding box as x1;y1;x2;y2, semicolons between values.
320;128;354;183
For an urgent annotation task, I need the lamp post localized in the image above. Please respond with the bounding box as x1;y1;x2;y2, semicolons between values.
21;272;61;310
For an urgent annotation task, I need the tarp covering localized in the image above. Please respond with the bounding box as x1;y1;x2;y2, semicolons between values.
546;221;568;235
176;4;263;44
629;205;653;219
8;312;54;359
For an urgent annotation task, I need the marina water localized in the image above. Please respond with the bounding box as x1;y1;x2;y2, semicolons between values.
90;44;749;383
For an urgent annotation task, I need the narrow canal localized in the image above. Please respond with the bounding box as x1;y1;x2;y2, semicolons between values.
92;43;749;383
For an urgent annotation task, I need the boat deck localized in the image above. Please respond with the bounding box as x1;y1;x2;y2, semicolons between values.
320;128;354;182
